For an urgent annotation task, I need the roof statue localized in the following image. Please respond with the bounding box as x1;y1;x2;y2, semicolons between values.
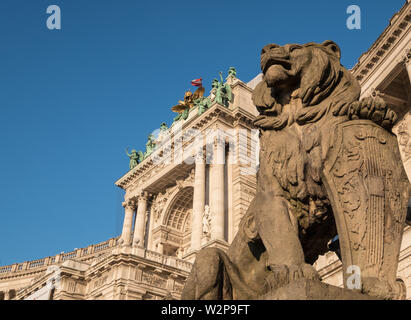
143;134;156;159
125;148;143;170
196;96;212;116
160;122;168;132
212;71;233;107
227;66;237;78
182;41;410;300
155;122;170;147
127;69;236;169
172;86;205;122
126;123;169;170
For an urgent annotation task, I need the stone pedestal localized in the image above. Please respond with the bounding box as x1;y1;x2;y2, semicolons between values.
261;279;379;300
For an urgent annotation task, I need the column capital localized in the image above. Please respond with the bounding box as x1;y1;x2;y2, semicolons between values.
194;147;206;164
122;199;136;210
213;136;226;148
370;89;383;98
212;137;226;166
400;47;411;65
137;191;150;202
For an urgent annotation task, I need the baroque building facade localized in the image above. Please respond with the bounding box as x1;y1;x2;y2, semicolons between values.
0;0;410;300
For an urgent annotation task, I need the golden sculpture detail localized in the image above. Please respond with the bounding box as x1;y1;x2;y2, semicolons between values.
172;86;205;122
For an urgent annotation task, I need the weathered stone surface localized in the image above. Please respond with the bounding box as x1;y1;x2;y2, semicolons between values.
182;40;411;300
261;279;379;300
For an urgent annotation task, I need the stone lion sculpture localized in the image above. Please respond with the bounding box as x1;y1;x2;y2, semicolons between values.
182;40;411;300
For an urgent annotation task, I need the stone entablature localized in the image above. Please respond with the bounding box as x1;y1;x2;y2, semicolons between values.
351;1;410;85
351;1;411;124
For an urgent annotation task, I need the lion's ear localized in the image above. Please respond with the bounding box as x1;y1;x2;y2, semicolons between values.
322;40;341;60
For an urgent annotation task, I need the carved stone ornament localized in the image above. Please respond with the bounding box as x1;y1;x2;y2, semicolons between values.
397;120;411;161
202;205;212;239
152;192;168;223
182;41;410;300
401;47;411;65
123;199;136;210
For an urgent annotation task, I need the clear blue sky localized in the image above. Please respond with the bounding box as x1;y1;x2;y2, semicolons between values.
0;0;406;265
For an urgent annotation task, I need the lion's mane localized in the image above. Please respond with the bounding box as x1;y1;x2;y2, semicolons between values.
252;41;361;129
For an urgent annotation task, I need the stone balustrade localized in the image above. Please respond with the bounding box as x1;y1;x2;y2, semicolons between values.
131;247;192;272
61;252;77;262
0;266;12;274
93;240;111;252
28;259;45;269
0;237;119;276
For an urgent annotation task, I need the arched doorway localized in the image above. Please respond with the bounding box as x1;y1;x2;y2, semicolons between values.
158;187;193;257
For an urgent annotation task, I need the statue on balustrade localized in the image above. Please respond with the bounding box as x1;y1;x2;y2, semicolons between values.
125;148;143;170
212;71;232;107
144;134;156;158
197;96;212;116
182;40;410;300
172;86;205;122
227;66;237;78
160;122;168;132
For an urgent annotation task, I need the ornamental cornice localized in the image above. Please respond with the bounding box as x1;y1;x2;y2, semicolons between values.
351;2;410;83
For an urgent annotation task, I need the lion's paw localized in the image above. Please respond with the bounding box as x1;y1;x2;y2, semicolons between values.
361;277;406;300
301;263;320;281
264;263;320;292
348;96;398;130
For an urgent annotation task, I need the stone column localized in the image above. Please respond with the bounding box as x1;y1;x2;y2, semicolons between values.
133;192;148;248
210;139;225;241
120;200;136;246
190;154;206;251
226;144;234;243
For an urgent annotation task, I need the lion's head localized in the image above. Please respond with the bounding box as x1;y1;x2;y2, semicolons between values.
252;40;361;129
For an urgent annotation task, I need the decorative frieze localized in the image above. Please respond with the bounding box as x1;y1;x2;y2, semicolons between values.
141;271;167;289
351;3;410;82
93;275;108;289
